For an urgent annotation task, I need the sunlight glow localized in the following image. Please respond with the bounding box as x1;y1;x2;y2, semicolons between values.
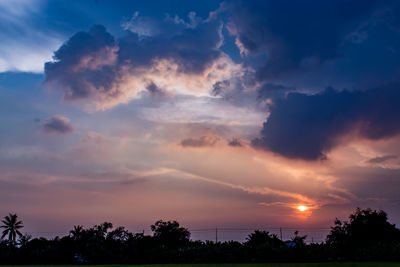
297;205;308;212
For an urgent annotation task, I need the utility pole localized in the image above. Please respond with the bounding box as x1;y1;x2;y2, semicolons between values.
280;227;283;241
215;227;218;243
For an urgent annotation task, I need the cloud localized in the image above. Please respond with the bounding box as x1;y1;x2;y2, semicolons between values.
43;13;248;110
367;155;398;164
145;81;167;98
44;25;119;100
252;85;400;160
180;135;220;147
211;80;230;96
207;67;260;109
121;11;161;38
257;83;293;100
81;131;104;144
0;0;62;73
227;0;378;80
228;138;242;147
42;115;74;134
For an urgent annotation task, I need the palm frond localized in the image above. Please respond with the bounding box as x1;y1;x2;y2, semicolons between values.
1;230;9;239
16;230;23;237
1;213;24;244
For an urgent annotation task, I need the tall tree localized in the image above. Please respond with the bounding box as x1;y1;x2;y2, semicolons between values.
326;208;400;247
1;213;23;246
151;220;190;248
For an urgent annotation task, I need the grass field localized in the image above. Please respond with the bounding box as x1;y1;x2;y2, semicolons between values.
3;263;400;267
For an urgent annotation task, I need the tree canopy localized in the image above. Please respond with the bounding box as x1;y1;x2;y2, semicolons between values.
326;207;400;247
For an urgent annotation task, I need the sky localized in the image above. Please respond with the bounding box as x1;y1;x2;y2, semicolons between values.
1;0;400;241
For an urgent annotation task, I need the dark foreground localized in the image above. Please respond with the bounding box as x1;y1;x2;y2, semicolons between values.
2;209;400;264
3;263;400;267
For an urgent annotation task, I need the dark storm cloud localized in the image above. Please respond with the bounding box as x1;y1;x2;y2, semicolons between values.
228;0;379;79
225;0;400;160
257;83;293;100
118;15;222;74
180;135;220;147
44;25;118;100
252;85;400;160
42;115;74;134
44;14;223;106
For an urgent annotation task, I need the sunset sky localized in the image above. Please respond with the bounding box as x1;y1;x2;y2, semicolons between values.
1;0;400;240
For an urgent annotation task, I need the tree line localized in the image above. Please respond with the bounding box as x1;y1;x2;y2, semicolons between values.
1;208;400;264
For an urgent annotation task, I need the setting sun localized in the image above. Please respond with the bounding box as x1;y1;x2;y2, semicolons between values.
297;205;308;212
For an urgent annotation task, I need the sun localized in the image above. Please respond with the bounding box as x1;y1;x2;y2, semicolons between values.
297;205;308;212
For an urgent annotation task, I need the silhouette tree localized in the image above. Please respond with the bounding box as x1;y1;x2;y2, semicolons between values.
93;222;113;239
18;234;32;247
70;225;84;241
245;230;282;248
326;207;400;247
1;213;24;246
107;226;132;242
151;220;190;249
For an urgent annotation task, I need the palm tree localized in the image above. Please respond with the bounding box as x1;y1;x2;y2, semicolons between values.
1;213;23;246
70;225;84;240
